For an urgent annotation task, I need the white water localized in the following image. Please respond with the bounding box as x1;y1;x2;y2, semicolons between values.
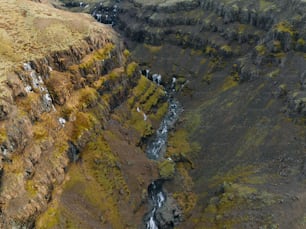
145;97;183;228
146;209;158;229
146;97;183;160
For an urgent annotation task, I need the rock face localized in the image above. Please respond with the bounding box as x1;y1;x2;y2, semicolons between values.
67;0;306;118
155;195;183;228
62;0;306;228
3;0;306;228
0;1;170;228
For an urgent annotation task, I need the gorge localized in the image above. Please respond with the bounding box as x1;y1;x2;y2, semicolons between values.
0;0;305;228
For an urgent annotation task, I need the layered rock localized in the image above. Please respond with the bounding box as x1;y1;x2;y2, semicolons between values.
12;0;306;228
0;1;170;228
65;0;306;228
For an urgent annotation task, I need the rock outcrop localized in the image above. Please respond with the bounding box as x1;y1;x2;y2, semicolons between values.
64;0;306;228
63;0;306;118
0;1;169;228
3;0;305;228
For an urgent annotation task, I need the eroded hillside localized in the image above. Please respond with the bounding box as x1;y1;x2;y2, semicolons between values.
0;1;170;228
60;0;306;228
1;0;305;228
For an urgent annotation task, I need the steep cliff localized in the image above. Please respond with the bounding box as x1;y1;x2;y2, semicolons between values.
0;1;169;228
60;0;306;228
2;0;306;228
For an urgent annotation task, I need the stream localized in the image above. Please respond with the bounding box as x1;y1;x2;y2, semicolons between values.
145;95;183;229
90;9;183;228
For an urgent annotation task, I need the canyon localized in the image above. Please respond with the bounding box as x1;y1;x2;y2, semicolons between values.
0;0;306;228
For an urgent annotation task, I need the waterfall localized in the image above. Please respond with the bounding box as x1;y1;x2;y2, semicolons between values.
145;95;183;229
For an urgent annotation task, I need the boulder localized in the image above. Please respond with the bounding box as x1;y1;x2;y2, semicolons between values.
155;195;183;228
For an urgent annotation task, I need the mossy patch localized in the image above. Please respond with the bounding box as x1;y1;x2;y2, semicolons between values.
220;45;232;55
77;87;98;110
297;38;305;46
158;159;175;179
266;69;280;78
209;165;266;190
274;21;296;36
220;76;238;92
205;46;217;56
255;44;267;56
123;49;130;57
0;125;7;143
126;75;167;133
37;135;128;228
36;200;61;228
71;111;97;141
202;73;212;84
198;178;278;228
79;43;114;70
153;102;168;121
259;0;274;11
25;179;38;197
126;61;138;77
167;129;192;157
144;44;162;53
173;191;197;216
128;110;154;137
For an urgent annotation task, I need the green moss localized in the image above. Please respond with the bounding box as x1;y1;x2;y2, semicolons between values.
61;105;74;120
123;49;130;57
273;40;281;50
71;112;97;141
255;44;267;56
25;179;37;197
167;129;192;157
142;87;165;113
36;201;61;228
0;126;7;143
126;61;138;77
37;134;128;228
297;38;305;46
275;21;295;36
220;45;232;53
274;21;296;37
209;166;258;189
190;49;202;56
78;87;98;109
221;76;238;91
205;46;217;56
259;0;274;11
173;191;197;215
108;70;121;80
199;179;278;227
127;110;154;138
144;44;162;53
266;69;280;78
127;77;150;104
158;159;175;179
202;73;212;84
154;102;168;121
138;84;156;106
271;52;285;58
79;43;114;70
128;76;167;123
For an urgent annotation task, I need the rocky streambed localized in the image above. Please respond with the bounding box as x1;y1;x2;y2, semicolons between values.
144;93;183;228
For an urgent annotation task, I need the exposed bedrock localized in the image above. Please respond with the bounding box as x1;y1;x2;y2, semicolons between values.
100;0;306;117
26;0;306;228
0;23;169;228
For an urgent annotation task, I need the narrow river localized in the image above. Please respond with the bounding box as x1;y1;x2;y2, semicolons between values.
145;95;183;229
